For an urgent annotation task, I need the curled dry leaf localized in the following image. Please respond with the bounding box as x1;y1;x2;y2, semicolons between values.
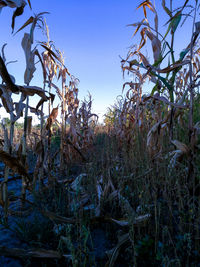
143;93;188;109
35;49;46;82
18;85;51;110
11;4;25;32
0;0;27;27
138;51;150;67
109;214;151;227
0;87;13;113
0;150;28;177
29;106;43;116
171;140;189;154
168;150;183;169
144;28;161;63
137;0;155;18
134;214;151;225
0;55;19;93
19;85;46;97
46;105;59;130
21;33;36;85
158;60;190;73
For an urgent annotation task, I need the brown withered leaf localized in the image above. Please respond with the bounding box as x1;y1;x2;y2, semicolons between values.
139;27;147;51
147;121;162;157
27;0;31;9
29;106;43;116
109;214;151;227
0;150;28;177
19;85;47;98
138;51;150;67
137;1;155;18
35;98;46;111
15;16;34;34
21;33;36;85
143;94;188;109
171;140;189;154
49;93;55;105
0;55;19;93
144;28;161;63
18;85;51;110
40;44;61;64
158;60;190;73
46;106;59;130
40;44;71;76
12;5;25;32
132;19;147;37
35;49;46;81
0;85;15;114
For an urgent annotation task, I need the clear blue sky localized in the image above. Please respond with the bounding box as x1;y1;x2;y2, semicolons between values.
0;0;194;122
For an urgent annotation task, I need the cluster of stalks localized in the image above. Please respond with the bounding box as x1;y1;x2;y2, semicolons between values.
0;1;97;219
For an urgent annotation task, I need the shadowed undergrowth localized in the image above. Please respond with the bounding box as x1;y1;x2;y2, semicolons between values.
0;124;200;266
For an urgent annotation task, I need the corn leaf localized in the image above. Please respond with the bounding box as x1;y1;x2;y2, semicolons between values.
14;16;34;34
0;150;28;177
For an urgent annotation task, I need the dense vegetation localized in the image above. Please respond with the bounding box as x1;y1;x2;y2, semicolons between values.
0;0;200;266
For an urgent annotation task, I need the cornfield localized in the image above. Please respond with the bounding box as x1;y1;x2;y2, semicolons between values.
0;0;200;266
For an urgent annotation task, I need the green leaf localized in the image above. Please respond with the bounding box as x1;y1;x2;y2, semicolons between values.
150;71;173;93
163;12;182;39
179;48;190;61
151;82;160;96
171;12;182;32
